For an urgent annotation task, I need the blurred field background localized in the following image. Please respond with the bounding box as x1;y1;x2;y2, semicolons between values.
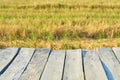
0;0;120;49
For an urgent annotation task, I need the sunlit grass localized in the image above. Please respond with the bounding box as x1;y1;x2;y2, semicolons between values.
0;0;120;49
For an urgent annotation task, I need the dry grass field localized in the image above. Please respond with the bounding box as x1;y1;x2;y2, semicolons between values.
0;0;120;49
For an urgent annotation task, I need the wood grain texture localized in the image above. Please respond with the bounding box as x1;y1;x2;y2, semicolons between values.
112;47;120;63
63;50;84;80
0;48;35;80
40;50;65;80
19;48;50;80
98;48;120;80
0;48;18;74
83;50;107;80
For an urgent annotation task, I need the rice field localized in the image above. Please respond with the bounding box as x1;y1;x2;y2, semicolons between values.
0;0;120;49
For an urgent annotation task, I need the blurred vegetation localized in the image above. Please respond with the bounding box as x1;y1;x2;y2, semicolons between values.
0;0;120;49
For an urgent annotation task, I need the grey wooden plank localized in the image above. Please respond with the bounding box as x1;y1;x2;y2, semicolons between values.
40;50;65;80
112;47;120;63
19;48;50;80
98;48;120;80
63;50;84;80
0;48;35;80
0;48;18;74
83;50;107;80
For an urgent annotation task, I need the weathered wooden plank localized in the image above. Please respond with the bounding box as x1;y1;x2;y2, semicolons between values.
112;47;120;63
83;50;107;80
19;48;50;80
40;50;65;80
98;48;120;80
63;50;84;80
0;48;18;74
0;48;35;80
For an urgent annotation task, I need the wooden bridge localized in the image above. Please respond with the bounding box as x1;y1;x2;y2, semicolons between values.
0;48;120;80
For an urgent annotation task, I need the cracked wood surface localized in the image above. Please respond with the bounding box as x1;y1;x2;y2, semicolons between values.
40;50;65;80
0;48;18;74
63;50;84;80
0;48;120;80
0;48;35;80
19;48;50;80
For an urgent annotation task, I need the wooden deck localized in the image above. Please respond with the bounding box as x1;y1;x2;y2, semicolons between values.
0;48;120;80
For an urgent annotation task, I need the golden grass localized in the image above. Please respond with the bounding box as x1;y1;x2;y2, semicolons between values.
0;0;120;49
0;22;120;49
0;38;120;50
